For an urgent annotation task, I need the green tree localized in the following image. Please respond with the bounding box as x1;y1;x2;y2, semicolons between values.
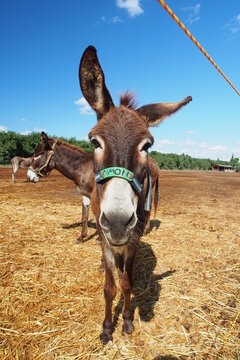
229;154;239;168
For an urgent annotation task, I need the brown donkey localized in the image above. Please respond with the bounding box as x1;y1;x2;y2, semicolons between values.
79;46;192;343
28;132;95;243
29;132;159;244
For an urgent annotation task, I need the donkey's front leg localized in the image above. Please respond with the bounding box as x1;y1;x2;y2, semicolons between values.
100;246;117;344
120;253;135;335
76;196;90;243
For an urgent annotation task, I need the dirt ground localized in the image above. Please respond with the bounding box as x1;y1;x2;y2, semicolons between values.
0;167;239;359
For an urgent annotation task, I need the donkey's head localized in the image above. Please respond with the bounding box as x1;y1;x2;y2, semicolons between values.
79;46;192;246
28;132;55;182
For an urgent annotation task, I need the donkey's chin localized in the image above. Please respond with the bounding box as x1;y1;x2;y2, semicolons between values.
104;231;130;247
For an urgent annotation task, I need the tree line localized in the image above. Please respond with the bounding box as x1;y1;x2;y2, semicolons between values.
0;131;239;170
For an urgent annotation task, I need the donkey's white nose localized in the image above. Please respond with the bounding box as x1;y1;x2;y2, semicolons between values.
99;178;138;244
27;168;39;183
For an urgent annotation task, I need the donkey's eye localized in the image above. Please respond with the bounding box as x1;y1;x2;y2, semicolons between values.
141;141;152;153
91;137;102;149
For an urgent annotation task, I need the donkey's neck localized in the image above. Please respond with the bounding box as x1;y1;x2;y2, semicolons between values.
53;143;93;183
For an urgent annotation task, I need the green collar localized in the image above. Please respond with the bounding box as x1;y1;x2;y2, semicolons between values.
99;167;133;181
95;166;142;195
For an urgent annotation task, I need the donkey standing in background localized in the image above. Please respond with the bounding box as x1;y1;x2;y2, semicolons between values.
11;156;34;183
79;46;192;343
28;132;95;243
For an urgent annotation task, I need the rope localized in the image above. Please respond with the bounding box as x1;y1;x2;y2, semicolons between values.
157;0;240;97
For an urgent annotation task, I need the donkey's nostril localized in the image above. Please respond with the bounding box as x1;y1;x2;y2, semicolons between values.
126;212;137;230
99;212;109;231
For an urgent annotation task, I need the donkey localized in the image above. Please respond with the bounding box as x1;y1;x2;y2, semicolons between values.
11;156;34;183
79;46;192;343
29;132;159;244
28;132;95;243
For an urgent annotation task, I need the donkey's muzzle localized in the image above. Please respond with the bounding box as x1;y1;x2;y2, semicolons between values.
99;211;137;246
27;168;40;183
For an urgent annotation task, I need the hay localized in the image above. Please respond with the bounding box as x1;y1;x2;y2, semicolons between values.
0;168;239;359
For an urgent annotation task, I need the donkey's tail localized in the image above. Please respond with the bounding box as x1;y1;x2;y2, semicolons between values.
153;175;159;217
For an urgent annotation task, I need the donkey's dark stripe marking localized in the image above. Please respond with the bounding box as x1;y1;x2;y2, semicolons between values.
79;45;192;343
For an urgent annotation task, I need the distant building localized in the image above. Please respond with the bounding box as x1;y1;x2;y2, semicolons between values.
211;163;234;172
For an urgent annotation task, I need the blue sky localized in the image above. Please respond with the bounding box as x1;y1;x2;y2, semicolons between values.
1;0;240;161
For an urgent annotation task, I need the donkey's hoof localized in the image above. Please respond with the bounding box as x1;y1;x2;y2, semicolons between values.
76;236;84;244
100;331;112;344
122;320;134;335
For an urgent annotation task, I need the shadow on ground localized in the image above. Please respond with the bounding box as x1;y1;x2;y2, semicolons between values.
149;219;161;232
62;219;96;230
113;240;176;328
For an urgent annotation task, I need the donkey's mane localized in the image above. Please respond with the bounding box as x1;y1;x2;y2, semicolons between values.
55;139;91;156
120;91;138;110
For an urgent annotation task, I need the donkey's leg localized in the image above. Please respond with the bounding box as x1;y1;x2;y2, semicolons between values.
120;250;136;335
97;224;104;272
144;210;151;234
76;196;90;243
12;162;18;183
100;245;117;344
12;169;15;183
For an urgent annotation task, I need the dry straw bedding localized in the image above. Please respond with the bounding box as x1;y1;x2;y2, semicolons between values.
0;168;239;359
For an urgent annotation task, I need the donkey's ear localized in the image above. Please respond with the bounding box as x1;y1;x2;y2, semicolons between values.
136;96;192;127
40;131;48;144
79;46;114;120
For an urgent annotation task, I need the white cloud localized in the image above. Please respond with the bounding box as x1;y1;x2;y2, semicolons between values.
74;97;93;115
21;130;31;135
0;125;7;132
181;148;190;154
153;135;232;160
232;148;240;155
209;145;227;152
199;143;227;152
182;3;200;24
112;16;123;23
94;15;107;27
222;14;240;39
185;130;196;135
20;128;46;135
185;138;196;145
154;139;175;151
158;139;175;145
33;127;46;133
116;0;143;17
